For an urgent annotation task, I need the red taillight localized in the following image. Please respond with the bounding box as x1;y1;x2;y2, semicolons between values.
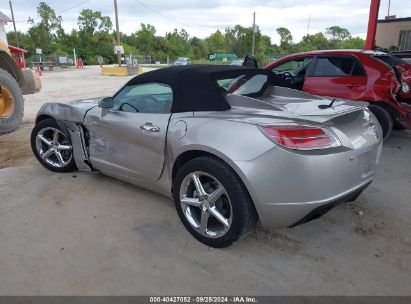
259;125;340;150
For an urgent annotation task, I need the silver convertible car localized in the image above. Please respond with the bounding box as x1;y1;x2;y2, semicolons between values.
31;65;383;247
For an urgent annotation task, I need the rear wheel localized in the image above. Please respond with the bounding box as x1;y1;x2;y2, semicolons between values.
0;68;24;135
393;122;406;130
368;105;393;140
173;157;257;248
31;118;77;172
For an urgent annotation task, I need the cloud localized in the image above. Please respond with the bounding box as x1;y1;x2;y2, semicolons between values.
1;0;411;44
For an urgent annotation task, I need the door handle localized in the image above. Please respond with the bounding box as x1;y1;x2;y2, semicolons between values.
140;122;160;133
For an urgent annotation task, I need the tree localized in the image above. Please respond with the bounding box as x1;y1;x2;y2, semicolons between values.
127;24;158;54
10;5;365;65
298;33;330;51
164;29;190;59
326;26;351;46
27;2;63;53
189;37;208;59
207;30;225;53
76;9;113;63
276;27;293;52
335;37;365;49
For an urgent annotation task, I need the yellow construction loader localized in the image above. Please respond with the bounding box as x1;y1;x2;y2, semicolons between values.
0;44;41;135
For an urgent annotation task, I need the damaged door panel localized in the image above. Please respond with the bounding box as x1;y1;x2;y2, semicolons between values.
84;106;171;182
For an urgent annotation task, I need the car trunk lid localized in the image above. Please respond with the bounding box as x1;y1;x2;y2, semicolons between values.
226;86;382;148
227;86;366;124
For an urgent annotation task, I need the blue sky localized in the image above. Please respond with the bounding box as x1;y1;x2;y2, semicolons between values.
1;0;411;44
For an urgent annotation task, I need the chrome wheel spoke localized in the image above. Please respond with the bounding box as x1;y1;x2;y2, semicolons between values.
41;149;54;160
37;134;52;147
207;187;225;205
181;196;202;207
209;206;230;228
55;151;65;166
199;211;209;235
52;129;60;144
180;171;233;239
57;144;72;151
191;173;207;197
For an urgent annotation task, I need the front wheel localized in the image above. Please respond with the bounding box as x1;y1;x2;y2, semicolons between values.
31;118;77;172
173;157;257;248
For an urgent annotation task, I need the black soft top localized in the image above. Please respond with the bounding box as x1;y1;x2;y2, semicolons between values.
124;64;284;113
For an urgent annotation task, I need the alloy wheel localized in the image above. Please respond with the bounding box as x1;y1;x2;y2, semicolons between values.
179;171;233;238
35;127;73;168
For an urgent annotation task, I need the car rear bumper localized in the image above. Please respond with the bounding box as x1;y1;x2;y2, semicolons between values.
288;181;371;228
234;141;382;229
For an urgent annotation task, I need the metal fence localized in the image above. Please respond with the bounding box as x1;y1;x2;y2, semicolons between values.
123;55;171;66
26;54;76;69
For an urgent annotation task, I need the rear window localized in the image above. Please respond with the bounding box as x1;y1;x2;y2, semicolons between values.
217;74;268;96
312;57;365;77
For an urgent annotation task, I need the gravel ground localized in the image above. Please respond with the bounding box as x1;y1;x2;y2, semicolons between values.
0;66;410;295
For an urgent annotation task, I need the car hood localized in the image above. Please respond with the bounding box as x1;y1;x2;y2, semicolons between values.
68;98;100;109
36;98;100;124
225;86;366;124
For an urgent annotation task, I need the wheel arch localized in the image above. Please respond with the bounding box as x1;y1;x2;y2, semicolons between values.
171;148;259;220
35;114;54;124
367;100;403;121
34;114;76;140
0;50;24;87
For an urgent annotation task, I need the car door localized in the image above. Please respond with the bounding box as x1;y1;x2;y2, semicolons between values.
84;82;173;182
303;55;367;100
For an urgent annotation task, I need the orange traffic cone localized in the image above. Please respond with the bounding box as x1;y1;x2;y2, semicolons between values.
37;67;42;76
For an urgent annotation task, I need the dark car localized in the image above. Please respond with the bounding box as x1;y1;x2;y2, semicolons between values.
390;50;411;64
262;50;411;139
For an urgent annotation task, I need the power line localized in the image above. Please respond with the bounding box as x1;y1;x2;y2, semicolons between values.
57;0;92;15
133;0;210;32
10;0;92;23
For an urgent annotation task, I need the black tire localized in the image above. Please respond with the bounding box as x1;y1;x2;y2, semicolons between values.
21;68;41;95
368;105;393;140
393;122;406;130
0;68;24;135
173;156;258;248
31;118;77;172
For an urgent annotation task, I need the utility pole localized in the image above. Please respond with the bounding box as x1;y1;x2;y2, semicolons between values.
9;1;19;48
387;0;391;16
114;0;121;66
252;12;256;55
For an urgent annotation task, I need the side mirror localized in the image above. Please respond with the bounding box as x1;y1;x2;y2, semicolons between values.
243;54;258;68
99;97;114;109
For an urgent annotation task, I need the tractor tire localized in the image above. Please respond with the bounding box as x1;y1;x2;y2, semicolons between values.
0;68;24;135
21;68;41;95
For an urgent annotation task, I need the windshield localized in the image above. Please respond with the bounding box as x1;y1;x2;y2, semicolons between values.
176;58;186;62
216;73;269;96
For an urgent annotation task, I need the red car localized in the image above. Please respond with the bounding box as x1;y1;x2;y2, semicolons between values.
263;50;411;139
